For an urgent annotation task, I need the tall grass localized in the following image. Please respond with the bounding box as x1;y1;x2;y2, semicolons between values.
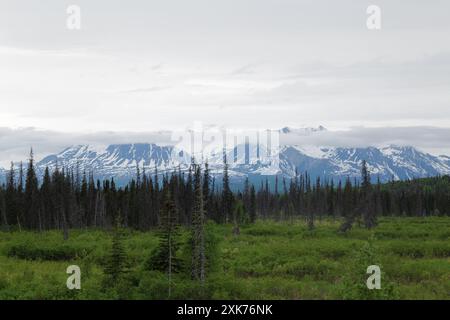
0;217;448;299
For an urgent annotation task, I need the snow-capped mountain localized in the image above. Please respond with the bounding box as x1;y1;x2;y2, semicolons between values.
279;145;450;182
2;126;449;187
35;143;192;185
20;142;450;187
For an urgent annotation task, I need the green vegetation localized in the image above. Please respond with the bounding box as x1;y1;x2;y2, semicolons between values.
0;217;448;300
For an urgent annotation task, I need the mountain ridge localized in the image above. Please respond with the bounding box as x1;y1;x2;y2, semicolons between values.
0;142;445;187
1;125;449;186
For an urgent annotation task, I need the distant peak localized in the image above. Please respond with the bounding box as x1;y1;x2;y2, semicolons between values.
383;145;416;152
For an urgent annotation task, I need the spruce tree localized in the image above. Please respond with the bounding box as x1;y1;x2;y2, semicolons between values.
24;149;39;230
0;190;7;229
40;167;52;230
103;215;128;287
243;177;250;213
249;185;257;223
222;154;234;223
5;162;16;230
340;177;355;232
232;200;248;236
191;165;206;284
203;161;210;217
361;160;377;229
147;189;181;297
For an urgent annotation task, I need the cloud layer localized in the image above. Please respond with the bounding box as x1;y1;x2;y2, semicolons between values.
1;125;450;167
1;0;449;163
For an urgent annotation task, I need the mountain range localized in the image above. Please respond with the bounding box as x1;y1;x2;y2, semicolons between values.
2;127;450;188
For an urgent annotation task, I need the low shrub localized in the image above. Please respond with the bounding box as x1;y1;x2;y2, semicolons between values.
7;242;89;261
274;258;337;280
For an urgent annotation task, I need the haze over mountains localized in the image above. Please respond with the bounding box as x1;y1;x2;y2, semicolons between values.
2;126;449;187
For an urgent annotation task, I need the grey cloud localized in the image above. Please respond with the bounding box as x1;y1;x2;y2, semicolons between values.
1;0;450;141
231;63;259;76
1;126;450;168
281;126;450;156
0;127;175;166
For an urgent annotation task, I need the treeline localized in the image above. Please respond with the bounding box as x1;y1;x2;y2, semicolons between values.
0;151;449;233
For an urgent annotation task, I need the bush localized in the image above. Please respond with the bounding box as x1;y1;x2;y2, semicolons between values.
388;241;450;258
430;243;450;258
180;221;220;277
274;258;337;280
340;238;399;300
389;243;426;258
7;242;89;261
0;218;449;300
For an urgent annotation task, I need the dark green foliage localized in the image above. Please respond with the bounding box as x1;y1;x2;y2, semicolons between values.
182;221;220;283
147;190;181;272
249;185;257;223
233;200;249;228
0;217;448;299
103;217;128;287
7;242;88;261
361;160;377;229
340;237;399;300
0;152;449;234
203;161;211;218
190;165;206;283
221;155;234;223
24;149;40;230
340;160;378;232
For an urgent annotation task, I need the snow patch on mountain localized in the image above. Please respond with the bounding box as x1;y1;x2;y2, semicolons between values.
2;137;450;187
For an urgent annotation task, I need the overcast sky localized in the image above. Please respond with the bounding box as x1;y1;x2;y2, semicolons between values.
1;0;450;164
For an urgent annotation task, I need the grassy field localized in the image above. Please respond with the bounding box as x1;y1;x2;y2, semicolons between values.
0;217;449;300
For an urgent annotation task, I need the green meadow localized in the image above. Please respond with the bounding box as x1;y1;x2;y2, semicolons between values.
0;217;449;300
